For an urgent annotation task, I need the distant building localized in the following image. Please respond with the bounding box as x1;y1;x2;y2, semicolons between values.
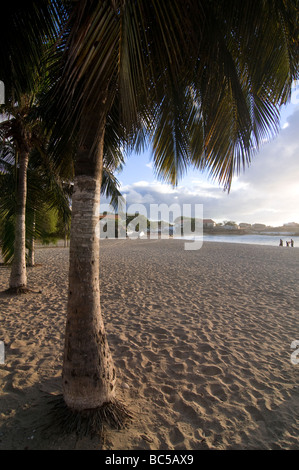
174;217;213;229
283;222;299;228
203;219;216;228
239;223;252;229
223;223;239;230
252;223;266;230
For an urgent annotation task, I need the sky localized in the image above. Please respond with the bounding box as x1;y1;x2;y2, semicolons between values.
104;85;299;227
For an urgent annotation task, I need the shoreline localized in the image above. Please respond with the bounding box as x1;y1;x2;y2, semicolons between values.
0;240;298;450
30;232;299;253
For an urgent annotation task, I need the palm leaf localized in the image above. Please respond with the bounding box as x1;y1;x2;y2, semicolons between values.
44;0;298;191
0;1;64;100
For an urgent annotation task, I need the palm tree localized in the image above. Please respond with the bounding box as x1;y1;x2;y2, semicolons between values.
0;1;64;290
0;138;123;268
44;0;298;431
0;146;73;267
0;94;47;291
0;1;64;102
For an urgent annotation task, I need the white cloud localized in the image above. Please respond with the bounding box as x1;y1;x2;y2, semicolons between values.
117;107;299;226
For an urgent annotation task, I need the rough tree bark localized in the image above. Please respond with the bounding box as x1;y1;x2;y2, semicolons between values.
27;209;36;267
62;104;118;413
9;151;29;291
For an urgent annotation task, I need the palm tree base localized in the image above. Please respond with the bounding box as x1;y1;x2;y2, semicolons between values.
5;286;31;294
44;394;132;439
4;286;42;295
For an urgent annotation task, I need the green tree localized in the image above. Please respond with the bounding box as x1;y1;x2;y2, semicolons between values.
0;1;63;101
0;93;49;290
0;18;123;289
0;137;123;268
0;142;72;266
0;1;64;289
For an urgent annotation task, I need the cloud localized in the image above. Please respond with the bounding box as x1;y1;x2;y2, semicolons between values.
229;108;299;222
100;107;299;226
116;108;299;226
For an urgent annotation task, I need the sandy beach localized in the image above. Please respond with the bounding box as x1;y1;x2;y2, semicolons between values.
0;239;298;450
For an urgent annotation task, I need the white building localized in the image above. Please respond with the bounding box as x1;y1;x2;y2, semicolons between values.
203;219;216;228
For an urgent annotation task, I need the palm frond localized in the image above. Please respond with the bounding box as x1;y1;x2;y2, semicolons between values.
43;0;298;191
0;0;64;100
101;167;122;211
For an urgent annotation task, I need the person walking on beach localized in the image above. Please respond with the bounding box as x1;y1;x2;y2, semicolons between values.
291;239;294;247
279;239;283;246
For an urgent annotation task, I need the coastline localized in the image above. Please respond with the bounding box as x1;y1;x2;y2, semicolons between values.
0;239;298;450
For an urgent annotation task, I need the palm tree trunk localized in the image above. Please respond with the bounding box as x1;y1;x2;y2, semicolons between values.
27;209;36;267
64;228;68;248
9;151;29;290
62;113;117;412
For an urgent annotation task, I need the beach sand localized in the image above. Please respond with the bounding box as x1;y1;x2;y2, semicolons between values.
0;239;298;450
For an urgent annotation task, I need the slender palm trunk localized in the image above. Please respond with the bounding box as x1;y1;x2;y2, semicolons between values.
27;210;36;267
9;151;29;289
64;227;68;248
62;112;117;411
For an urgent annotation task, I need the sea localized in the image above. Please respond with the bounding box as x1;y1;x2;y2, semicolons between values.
180;233;299;248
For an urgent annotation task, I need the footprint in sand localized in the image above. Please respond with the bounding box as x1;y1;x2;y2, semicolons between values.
198;342;214;353
208;382;228;402
200;365;223;376
169;426;185;446
245;405;265;422
173;399;201;425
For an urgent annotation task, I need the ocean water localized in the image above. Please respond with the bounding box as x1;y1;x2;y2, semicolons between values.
179;233;299;248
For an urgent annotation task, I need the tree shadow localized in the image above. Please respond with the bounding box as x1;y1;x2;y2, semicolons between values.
0;374;130;450
0;375;97;449
0;286;42;296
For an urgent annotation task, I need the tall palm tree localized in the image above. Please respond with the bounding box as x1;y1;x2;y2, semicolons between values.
0;146;73;266
0;94;48;291
0;138;123;268
0;1;64;102
45;0;298;431
0;1;65;290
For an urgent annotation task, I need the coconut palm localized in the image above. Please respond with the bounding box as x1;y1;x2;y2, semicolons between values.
0;50;123;279
0;1;64;101
43;0;298;430
0;1;65;290
0;94;48;291
0;146;72;266
0;139;123;268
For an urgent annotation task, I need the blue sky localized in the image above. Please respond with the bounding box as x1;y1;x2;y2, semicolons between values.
105;86;299;227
